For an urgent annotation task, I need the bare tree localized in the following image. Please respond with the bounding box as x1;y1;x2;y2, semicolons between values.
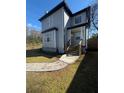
91;3;98;30
26;26;41;44
89;2;98;38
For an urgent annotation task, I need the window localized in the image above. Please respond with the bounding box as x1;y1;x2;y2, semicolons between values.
47;37;50;42
76;37;80;40
75;16;82;24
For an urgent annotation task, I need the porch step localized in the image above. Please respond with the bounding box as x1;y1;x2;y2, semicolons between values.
68;50;79;56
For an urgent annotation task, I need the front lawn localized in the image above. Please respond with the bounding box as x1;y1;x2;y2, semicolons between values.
26;52;98;93
26;56;59;63
26;55;84;93
26;44;61;63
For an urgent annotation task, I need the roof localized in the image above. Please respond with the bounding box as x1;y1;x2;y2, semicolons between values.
39;1;91;23
67;23;88;30
39;1;72;21
72;6;90;17
42;27;58;33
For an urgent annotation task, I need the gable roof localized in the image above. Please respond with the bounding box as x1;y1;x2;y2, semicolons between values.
72;6;90;17
39;1;91;22
39;1;72;21
42;27;58;33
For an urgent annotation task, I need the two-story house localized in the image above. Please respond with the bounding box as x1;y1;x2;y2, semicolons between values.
39;1;90;54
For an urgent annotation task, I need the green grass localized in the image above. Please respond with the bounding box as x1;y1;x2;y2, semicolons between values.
26;55;84;93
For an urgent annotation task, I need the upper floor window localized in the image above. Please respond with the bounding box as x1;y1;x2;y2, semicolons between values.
75;15;82;24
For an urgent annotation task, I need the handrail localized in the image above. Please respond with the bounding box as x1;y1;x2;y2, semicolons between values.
79;40;83;56
66;39;71;56
66;39;83;56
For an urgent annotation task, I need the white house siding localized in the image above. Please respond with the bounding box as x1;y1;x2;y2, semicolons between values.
42;15;53;31
64;11;69;27
42;30;57;52
71;11;88;27
42;7;65;53
63;11;70;45
82;26;86;46
42;31;56;48
64;11;88;47
70;11;88;47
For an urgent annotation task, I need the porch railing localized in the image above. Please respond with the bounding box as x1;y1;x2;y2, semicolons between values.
65;39;83;56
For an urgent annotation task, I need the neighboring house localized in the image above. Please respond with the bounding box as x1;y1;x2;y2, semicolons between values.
39;1;90;53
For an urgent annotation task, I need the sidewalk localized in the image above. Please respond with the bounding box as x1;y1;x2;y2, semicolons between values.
26;54;79;71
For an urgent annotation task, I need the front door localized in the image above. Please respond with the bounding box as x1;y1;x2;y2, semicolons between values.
71;31;81;45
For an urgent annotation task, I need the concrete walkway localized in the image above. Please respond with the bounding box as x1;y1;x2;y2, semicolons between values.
26;54;79;72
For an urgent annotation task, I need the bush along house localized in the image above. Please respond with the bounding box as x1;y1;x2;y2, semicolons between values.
39;1;90;55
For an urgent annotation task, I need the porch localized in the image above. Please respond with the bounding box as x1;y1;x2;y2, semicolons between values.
64;26;88;56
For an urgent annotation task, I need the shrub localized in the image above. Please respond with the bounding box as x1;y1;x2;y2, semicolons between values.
87;35;98;51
